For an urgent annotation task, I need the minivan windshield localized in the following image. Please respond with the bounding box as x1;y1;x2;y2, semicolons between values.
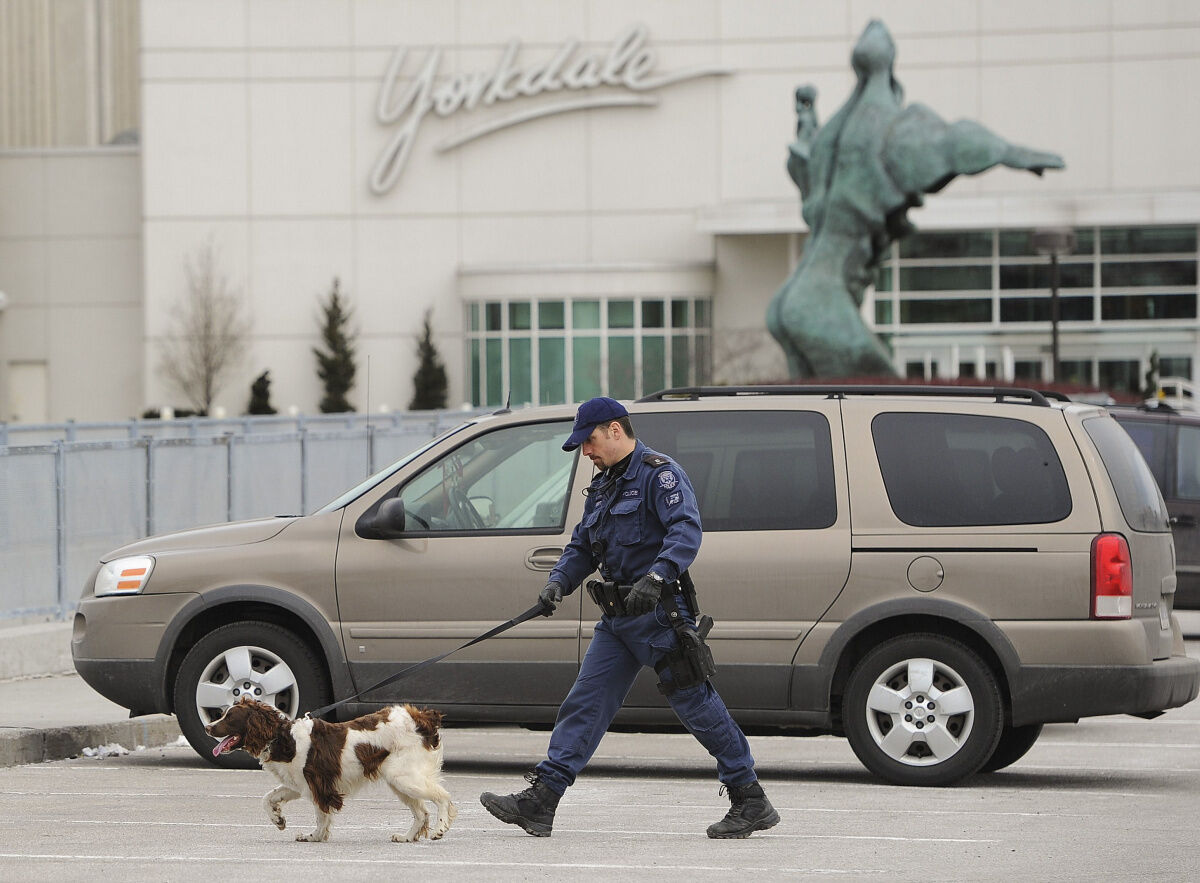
314;421;475;513
1084;415;1171;531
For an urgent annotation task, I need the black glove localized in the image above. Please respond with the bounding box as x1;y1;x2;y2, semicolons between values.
625;572;666;617
538;580;564;615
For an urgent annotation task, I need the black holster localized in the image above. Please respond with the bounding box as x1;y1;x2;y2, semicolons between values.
656;571;717;694
586;571;717;693
585;579;631;617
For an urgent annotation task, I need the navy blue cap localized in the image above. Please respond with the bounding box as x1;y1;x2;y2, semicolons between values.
562;397;629;451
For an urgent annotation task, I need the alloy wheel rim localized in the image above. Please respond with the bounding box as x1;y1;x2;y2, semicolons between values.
863;656;975;766
194;644;299;725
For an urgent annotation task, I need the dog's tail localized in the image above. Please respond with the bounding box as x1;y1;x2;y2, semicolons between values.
402;705;443;751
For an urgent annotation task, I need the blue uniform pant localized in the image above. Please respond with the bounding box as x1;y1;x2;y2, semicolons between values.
534;605;757;797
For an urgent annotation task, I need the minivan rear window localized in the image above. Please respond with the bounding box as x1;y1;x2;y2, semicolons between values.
1084;415;1171;532
636;410;836;531
872;412;1072;527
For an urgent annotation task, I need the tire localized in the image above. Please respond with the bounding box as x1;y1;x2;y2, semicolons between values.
173;621;330;769
843;633;1003;786
979;723;1043;773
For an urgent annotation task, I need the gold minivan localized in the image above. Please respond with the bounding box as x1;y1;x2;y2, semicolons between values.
72;386;1200;786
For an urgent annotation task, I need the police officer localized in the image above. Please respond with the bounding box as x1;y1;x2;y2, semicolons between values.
480;396;780;839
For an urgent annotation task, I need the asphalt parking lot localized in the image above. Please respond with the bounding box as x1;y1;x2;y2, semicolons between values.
2;653;1200;882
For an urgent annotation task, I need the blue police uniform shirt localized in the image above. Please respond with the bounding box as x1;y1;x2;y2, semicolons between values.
550;440;702;590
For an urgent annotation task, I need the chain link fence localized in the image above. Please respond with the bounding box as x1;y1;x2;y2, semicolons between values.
0;410;483;621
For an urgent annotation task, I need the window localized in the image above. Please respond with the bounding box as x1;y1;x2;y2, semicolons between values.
466;297;712;406
634;411;836;531
398;421;573;533
1113;417;1169;490
872;413;1071;526
1083;417;1170;531
1177;425;1200;502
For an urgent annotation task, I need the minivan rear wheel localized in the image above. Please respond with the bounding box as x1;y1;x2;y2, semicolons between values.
979;723;1043;773
173;621;330;769
843;633;1003;786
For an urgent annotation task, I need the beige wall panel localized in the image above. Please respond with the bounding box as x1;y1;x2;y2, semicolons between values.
2;306;49;361
0;239;48;309
248;82;355;216
1112;58;1200;190
851;0;980;34
459;215;589;266
1112;0;1200;27
354;217;459;338
589;212;713;263
47;304;141;421
141;83;249;216
351;0;457;47
456;0;586;44
588;0;718;43
981;30;1110;65
247;219;355;338
248;50;353;80
140;0;246;50
457;104;589;214
978;0;1107;31
711;235;790;384
141;50;246;81
44;236;141;307
248;0;351;48
719;0;848;40
44;151;140;236
589;79;720;212
720;39;851;73
978;62;1111;194
0;156;47;236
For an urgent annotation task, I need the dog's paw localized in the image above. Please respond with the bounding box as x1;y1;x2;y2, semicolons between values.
272;814;287;831
296;832;328;842
391;832;415;843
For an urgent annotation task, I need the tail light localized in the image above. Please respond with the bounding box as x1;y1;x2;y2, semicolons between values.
1091;533;1132;619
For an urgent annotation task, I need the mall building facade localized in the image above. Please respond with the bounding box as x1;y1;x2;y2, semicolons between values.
1;0;1198;422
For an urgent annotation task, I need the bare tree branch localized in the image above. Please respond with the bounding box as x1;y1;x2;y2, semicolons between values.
158;239;248;413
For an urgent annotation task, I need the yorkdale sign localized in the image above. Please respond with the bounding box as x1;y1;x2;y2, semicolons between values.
369;24;730;195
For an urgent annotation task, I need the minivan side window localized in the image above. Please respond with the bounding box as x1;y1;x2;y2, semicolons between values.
398;421;573;533
635;411;836;531
1116;418;1170;490
1176;424;1200;501
1084;416;1170;531
873;412;1072;527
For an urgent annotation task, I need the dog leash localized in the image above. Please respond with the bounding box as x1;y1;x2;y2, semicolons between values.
306;600;551;719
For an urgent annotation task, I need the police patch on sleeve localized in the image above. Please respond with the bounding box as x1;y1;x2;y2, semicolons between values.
658;470;678;490
666;491;681;507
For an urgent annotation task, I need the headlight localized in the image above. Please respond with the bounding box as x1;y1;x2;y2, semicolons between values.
94;556;155;596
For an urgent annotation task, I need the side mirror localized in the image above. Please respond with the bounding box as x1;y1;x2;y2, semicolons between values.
355;497;408;540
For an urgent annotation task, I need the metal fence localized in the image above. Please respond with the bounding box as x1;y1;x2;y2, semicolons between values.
0;410;485;621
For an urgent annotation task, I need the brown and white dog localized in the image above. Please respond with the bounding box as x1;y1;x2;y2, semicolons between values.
205;697;456;843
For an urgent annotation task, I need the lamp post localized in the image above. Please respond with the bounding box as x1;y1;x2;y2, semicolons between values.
1031;228;1077;384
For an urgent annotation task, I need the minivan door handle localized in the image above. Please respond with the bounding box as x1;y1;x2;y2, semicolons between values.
526;547;564;570
1170;514;1197;528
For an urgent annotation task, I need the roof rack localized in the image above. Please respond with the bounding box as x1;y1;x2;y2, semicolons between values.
636;385;1055;407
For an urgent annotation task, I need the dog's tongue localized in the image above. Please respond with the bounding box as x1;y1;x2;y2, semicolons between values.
213;735;239;757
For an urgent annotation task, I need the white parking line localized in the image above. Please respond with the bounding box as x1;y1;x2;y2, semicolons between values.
0;852;889;873
0;816;999;842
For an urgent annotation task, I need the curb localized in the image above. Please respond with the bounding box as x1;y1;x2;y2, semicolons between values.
0;716;181;768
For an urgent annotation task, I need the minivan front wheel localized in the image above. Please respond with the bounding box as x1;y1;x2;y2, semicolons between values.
843;634;1003;786
173;621;330;769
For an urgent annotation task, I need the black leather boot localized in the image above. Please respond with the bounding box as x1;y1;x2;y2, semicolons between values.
706;780;780;839
480;771;561;837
